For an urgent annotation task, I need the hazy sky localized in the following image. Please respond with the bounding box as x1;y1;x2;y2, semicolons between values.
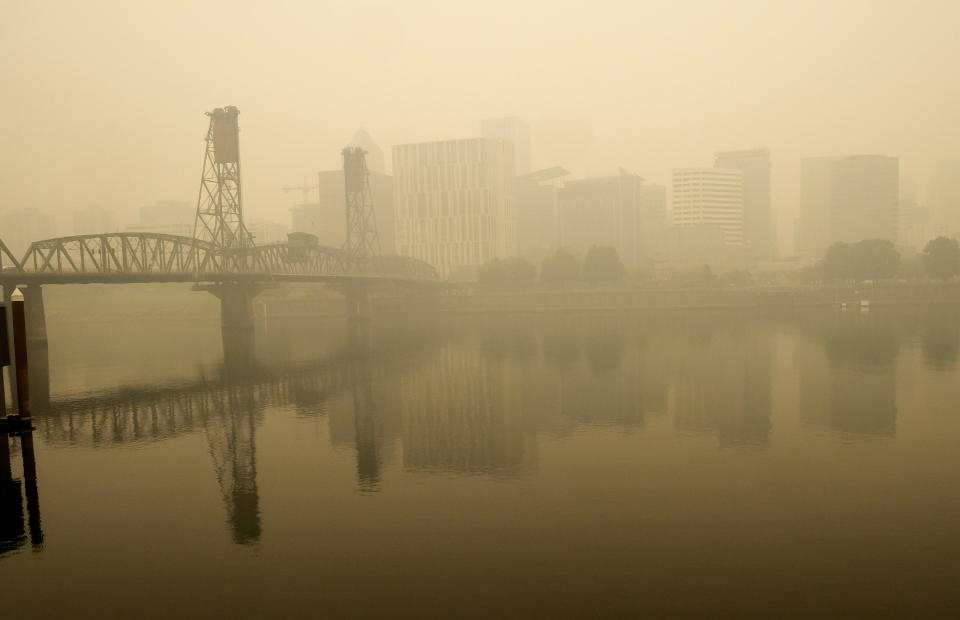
2;0;958;253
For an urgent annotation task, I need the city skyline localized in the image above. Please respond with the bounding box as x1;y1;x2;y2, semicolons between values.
2;1;957;258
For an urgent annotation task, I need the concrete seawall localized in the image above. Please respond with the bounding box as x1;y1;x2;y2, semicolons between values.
245;282;960;319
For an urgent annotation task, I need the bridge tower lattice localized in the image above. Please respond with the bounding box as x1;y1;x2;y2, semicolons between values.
194;106;252;270
342;147;381;263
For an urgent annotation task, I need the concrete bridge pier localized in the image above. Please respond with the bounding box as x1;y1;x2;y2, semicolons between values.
197;283;260;334
197;283;261;366
218;285;258;334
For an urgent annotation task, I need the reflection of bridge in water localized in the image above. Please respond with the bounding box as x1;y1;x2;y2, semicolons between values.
28;328;437;545
3;311;920;551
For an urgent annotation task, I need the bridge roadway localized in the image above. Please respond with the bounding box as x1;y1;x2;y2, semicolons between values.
0;232;445;340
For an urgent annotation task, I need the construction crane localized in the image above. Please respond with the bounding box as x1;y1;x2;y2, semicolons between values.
281;176;318;204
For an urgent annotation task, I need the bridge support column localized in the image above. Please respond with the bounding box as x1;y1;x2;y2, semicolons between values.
198;283;260;334
20;285;47;345
197;283;261;365
218;285;258;334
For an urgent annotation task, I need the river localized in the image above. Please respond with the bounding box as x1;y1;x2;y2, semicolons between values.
2;308;960;618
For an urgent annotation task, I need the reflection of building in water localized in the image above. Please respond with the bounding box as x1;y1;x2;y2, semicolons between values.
668;331;772;444
557;335;646;428
533;320;669;430
922;324;959;371
400;345;528;474
798;317;898;436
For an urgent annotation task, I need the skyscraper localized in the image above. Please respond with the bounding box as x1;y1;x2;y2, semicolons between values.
796;157;838;259
393;137;516;276
638;183;668;261
928;160;960;238
796;155;899;257
671;168;745;246
347;129;385;174
714;149;773;258
557;172;644;265
516;167;568;265
830;155;899;245
481;117;530;175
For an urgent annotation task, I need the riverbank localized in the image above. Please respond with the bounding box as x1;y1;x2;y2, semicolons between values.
368;282;960;316
35;281;960;323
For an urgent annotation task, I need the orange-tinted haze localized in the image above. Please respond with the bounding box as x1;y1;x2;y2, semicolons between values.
1;0;958;253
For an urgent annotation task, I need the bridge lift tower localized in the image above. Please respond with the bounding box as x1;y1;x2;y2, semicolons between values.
194;106;252;269
193;106;257;333
342;147;381;261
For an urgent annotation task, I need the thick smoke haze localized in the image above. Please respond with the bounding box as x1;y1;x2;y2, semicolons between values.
1;0;958;253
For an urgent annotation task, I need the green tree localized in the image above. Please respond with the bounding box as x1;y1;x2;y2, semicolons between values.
540;248;580;286
582;245;625;284
477;257;536;289
922;236;960;280
821;239;900;281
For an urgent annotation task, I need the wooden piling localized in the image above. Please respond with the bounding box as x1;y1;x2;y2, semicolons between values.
10;288;30;420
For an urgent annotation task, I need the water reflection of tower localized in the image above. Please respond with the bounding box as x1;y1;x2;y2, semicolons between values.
799;314;898;436
669;329;772;445
400;344;527;474
207;333;262;544
206;385;261;544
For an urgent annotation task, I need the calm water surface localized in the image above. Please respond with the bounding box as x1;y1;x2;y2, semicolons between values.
2;310;960;618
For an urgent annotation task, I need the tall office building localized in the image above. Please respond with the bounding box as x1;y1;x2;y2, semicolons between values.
796;157;838;259
898;178;930;250
797;155;899;257
830;155;899;245
481;117;531;175
714;149;773;258
348;129;385;174
928;160;960;238
671;168;745;246
638;183;668;261
393;137;516;277
558;172;645;265
516;167;568;265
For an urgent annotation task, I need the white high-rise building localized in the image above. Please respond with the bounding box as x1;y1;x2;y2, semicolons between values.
481;117;530;175
393;137;516;277
671;168;744;246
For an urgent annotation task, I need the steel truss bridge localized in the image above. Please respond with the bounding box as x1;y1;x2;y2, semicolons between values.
0;232;437;286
